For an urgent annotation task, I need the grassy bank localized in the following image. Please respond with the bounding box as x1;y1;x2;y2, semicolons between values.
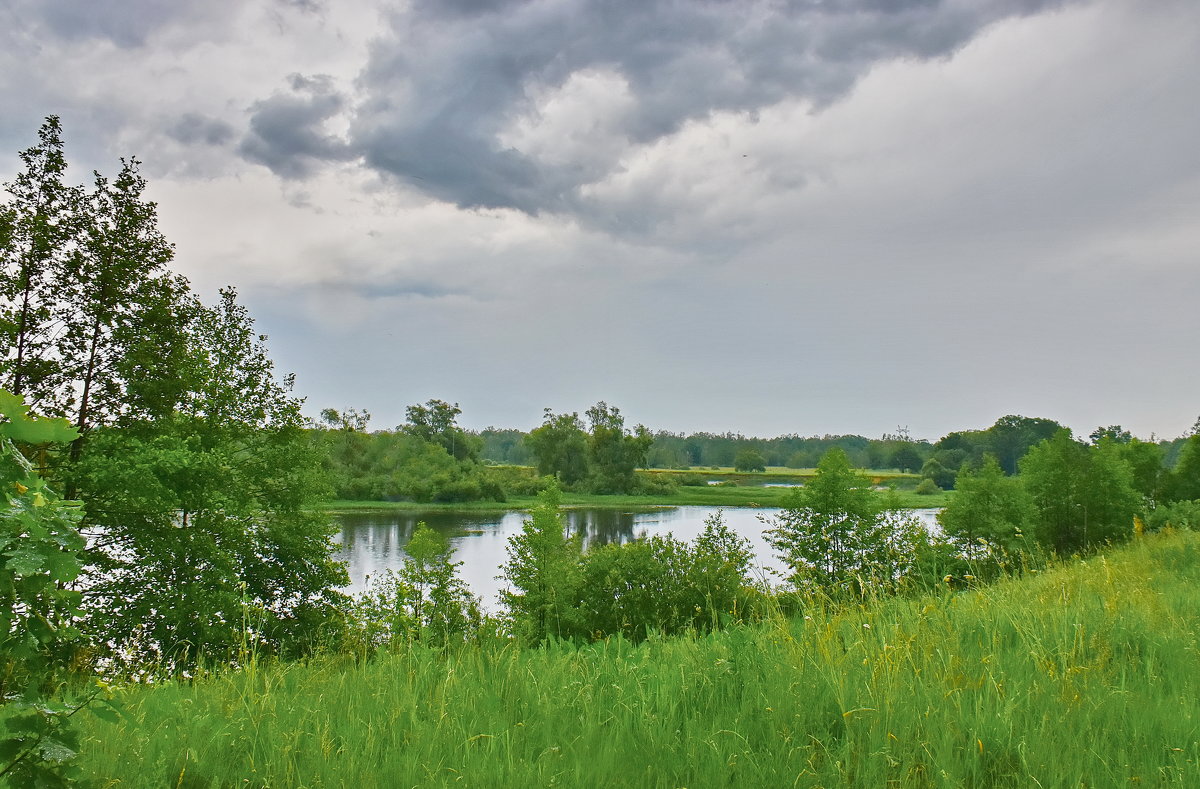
77;530;1200;786
325;475;948;513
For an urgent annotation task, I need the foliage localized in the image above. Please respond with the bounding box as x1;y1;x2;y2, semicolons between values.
765;448;924;596
1020;430;1139;555
524;403;653;494
77;530;1200;787
66;290;348;670
0;390;107;786
732;448;766;472
316;415;506;504
575;512;755;641
499;483;583;644
1145;499;1200;532
938;455;1034;562
401;399;480;463
913;477;941;495
1164;433;1200;504
351;523;480;650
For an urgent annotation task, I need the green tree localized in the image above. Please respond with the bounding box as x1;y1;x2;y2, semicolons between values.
525;409;590;486
70;289;347;669
0;117;81;407
987;415;1064;475
584;401;652;494
1020;430;1138;554
889;443;923;473
733;448;767;472
499;483;582;643
1164;432;1200;504
401;399;479;462
353;522;479;650
937;455;1033;560
765;448;916;596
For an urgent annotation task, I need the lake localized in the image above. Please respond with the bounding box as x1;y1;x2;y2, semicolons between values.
333;506;943;609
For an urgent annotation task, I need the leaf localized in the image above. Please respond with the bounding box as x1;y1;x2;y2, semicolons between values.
0;389;79;444
5;547;45;576
37;738;77;764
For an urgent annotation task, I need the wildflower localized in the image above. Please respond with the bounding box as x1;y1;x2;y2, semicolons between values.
943;575;953;583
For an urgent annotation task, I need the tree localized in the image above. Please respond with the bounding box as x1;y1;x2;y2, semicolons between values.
499;483;582;643
987;415;1064;475
0;116;80;408
1163;432;1200;504
1020;430;1137;554
733;448;766;472
920;456;956;490
584;401;652;494
889;443;923;473
69;289;348;669
1;119;349;671
353;522;479;649
401;399;479;462
525;409;589;485
937;455;1033;560
765;448;918;596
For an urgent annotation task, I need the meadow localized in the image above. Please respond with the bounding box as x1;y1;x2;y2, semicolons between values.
76;529;1200;787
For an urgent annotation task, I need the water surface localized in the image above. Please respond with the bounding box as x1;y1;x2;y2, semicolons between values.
334;506;942;609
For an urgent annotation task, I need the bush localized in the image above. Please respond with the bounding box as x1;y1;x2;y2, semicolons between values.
914;478;942;496
1146;500;1200;532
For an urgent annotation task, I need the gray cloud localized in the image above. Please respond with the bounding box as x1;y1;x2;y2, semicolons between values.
324;0;1076;217
168;113;236;147
239;74;353;179
9;0;241;48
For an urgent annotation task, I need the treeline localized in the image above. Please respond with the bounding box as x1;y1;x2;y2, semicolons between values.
324;402;1195;503
317;400;672;502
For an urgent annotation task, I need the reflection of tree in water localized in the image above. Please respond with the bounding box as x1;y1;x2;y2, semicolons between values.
564;509;662;548
337;508;665;554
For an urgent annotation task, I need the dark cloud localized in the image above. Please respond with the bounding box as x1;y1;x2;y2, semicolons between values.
168;113;236;147
239;74;353;179
15;0;239;48
324;0;1077;215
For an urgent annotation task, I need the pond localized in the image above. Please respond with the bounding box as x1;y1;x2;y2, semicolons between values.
333;506;942;609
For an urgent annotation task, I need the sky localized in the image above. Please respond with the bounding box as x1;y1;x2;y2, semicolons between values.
2;0;1198;442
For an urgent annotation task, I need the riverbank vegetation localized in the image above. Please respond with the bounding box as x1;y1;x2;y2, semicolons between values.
77;528;1200;787
4;117;1200;785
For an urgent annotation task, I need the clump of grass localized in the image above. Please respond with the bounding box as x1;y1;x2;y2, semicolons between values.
77;531;1200;787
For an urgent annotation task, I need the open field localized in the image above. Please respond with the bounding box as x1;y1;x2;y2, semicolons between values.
77;530;1200;787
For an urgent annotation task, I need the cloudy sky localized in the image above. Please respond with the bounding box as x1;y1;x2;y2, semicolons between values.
2;0;1197;441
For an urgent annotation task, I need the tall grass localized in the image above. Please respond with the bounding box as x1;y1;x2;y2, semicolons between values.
77;531;1200;787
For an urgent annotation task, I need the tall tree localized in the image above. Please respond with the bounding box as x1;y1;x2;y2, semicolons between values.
525;409;590;485
401;399;479;462
0;116;81;409
71;288;347;668
1020;430;1137;554
583;401;652;494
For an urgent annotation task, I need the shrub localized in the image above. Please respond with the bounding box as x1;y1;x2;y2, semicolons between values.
914;478;942;495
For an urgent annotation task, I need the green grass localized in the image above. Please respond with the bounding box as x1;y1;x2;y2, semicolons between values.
76;530;1200;787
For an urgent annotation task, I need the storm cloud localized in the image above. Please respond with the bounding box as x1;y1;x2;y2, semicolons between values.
328;0;1078;217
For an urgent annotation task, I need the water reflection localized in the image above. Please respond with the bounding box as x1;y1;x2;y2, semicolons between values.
334;507;942;610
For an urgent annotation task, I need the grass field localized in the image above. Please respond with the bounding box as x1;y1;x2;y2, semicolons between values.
76;529;1200;787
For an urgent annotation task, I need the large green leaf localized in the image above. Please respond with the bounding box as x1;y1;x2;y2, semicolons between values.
0;389;79;444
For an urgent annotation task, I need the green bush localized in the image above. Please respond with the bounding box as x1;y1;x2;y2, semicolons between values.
914;478;942;495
